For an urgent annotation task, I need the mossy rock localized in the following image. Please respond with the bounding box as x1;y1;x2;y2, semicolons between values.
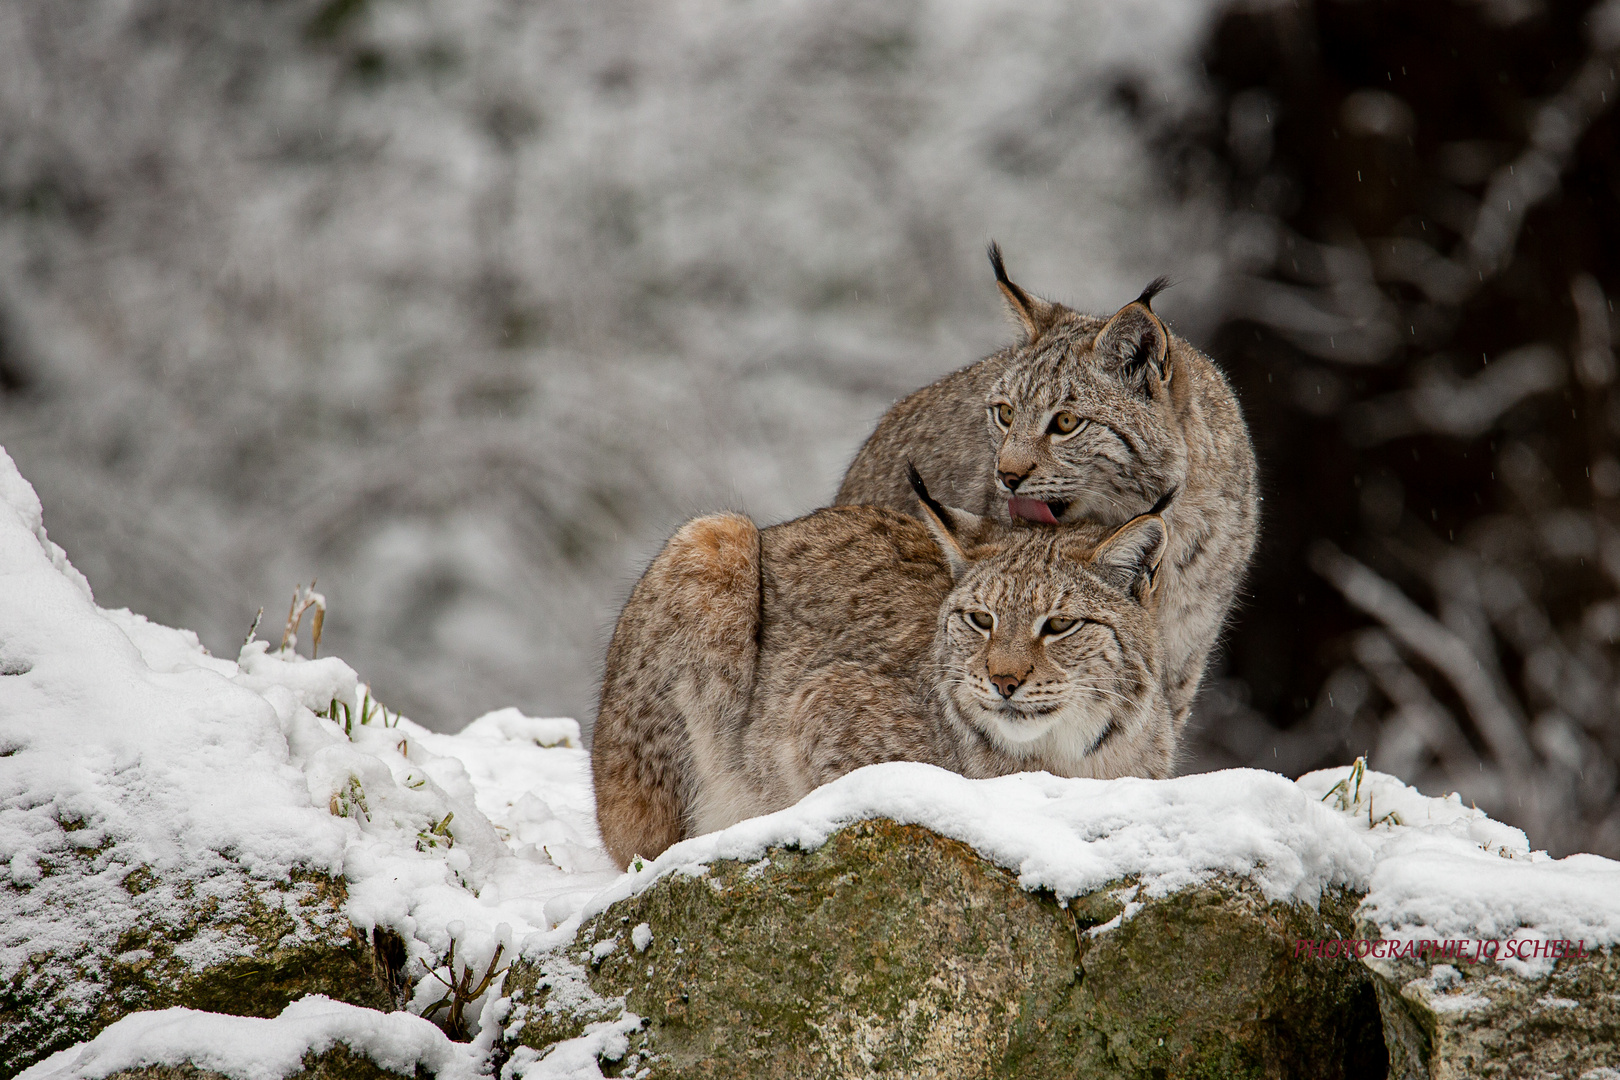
105;1045;429;1080
1;872;405;1077
504;818;1386;1079
1362;929;1620;1079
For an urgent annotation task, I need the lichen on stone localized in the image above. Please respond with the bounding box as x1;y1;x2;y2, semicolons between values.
104;1045;427;1080
504;818;1388;1079
1362;930;1619;1080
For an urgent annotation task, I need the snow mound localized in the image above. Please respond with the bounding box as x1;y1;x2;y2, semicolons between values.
590;765;1376;916
594;761;1620;957
16;996;482;1080
0;445;616;1047
1295;766;1620;972
0;449;351;986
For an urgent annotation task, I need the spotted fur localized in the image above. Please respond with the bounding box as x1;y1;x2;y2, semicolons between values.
591;496;1172;868
837;247;1258;728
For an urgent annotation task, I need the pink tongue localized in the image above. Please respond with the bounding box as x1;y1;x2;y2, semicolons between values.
1008;497;1059;524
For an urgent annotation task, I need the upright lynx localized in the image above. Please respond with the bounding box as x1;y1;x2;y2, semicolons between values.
838;247;1258;727
591;471;1173;869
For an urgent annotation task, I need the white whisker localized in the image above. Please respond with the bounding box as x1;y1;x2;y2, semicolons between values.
1063;682;1131;704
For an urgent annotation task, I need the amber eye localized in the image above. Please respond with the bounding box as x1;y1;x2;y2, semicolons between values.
1042;617;1078;636
992;402;1014;428
967;611;994;632
1048;411;1082;435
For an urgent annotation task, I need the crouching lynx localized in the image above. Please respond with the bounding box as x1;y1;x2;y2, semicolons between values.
591;470;1173;869
837;246;1258;728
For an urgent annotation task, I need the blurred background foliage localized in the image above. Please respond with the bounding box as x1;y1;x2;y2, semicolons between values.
2;0;1617;855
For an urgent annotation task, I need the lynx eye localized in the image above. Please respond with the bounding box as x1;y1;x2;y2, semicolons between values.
1048;411;1083;436
992;402;1014;428
966;611;994;632
1041;617;1079;637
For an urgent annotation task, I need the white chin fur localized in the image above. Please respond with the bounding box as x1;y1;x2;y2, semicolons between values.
979;707;1057;747
980;699;1119;768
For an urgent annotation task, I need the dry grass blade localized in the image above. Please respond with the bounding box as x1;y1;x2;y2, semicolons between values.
279;580;327;658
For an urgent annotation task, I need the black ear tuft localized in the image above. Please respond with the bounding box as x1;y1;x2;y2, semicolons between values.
1095;292;1170;386
988;241;1010;285
908;462;984;579
907;462;951;532
987;241;1061;345
988;241;1037;319
1136;276;1173;311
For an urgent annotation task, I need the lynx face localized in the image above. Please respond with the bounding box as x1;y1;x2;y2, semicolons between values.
941;565;1146;757
910;466;1166;764
983;258;1189;527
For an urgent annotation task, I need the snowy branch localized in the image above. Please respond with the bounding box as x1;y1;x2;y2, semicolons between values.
1308;541;1535;768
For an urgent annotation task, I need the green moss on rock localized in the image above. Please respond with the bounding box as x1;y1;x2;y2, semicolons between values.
504;818;1386;1079
2;872;402;1077
106;1045;429;1080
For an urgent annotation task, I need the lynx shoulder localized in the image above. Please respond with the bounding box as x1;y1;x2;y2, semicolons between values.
591;472;1173;869
837;246;1259;728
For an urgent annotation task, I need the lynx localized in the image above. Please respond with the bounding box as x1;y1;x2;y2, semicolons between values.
837;246;1258;728
591;469;1172;869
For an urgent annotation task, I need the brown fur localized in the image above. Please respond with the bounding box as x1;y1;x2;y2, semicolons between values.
592;499;1171;868
837;249;1258;728
591;514;762;869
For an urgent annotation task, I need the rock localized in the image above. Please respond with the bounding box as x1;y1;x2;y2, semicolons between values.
1363;938;1620;1079
503;818;1387;1079
103;1048;410;1080
16;995;482;1080
1;871;403;1076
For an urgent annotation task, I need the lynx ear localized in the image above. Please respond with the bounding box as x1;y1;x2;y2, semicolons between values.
1089;512;1168;599
989;242;1059;345
1094;277;1172;387
907;463;984;580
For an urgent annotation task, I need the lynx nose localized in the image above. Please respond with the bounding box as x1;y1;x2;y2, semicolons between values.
990;672;1023;698
999;470;1027;492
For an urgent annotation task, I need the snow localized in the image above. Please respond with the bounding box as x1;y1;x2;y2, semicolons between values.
1295;767;1620;977
595;761;1620;968
17;997;483;1080
0;457;354;988
6;439;1620;1078
503;1013;645;1080
590;765;1378;915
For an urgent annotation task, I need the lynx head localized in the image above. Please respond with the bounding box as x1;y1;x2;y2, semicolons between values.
907;466;1167;763
983;244;1188;527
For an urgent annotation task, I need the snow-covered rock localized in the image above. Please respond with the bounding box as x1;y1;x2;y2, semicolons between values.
1368;945;1620;1080
6;440;1620;1079
0;446;615;1074
505;816;1383;1078
18;996;483;1080
504;762;1620;1079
